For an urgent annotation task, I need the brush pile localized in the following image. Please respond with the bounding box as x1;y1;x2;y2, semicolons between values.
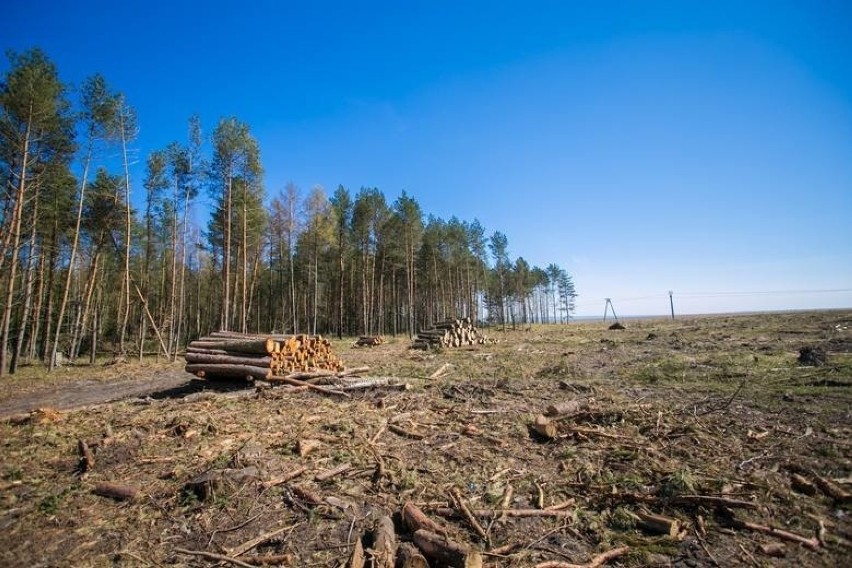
412;317;496;350
184;331;345;380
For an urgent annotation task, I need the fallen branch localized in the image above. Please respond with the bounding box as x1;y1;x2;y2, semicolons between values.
433;507;575;519
315;462;352;482
729;518;820;551
267;375;350;397
262;466;307;488
534;545;630;568
673;494;758;509
175;547;256;568
786;464;852;503
402;501;448;535
451;487;488;540
389;423;425;440
225;523;302;557
430;363;453;379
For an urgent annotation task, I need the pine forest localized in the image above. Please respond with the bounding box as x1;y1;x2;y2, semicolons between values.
0;49;576;376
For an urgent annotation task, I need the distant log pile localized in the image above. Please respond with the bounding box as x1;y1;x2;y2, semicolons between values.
412;318;496;350
185;331;344;380
354;335;385;348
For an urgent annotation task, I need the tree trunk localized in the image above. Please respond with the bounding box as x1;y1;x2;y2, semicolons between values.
51;130;95;371
0;110;32;376
10;189;40;373
118;104;133;354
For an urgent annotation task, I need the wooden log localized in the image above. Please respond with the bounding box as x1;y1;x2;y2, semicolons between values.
297;439;322;457
545;400;583;417
78;439;95;474
635;511;680;537
371;515;396;568
185;353;273;367
315;462;352;482
290;485;324;506
533;415;558;439
187;339;273;354
92;482;139;501
184;363;271;381
350;537;365;568
402;501;448;535
187;346;236;356
413;529;482;568
397;542;429;568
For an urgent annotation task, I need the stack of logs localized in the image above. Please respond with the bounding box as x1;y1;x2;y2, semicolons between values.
412;318;495;350
185;331;345;380
354;335;385;348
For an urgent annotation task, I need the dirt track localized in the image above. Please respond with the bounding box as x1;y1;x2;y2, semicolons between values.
0;370;197;420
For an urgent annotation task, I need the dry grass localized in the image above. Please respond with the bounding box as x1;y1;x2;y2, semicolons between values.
1;311;850;567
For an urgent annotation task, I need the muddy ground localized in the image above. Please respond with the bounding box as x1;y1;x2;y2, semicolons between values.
1;311;850;567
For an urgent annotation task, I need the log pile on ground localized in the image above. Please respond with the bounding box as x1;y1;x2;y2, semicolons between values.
412;318;495;350
354;335;385;347
185;331;345;380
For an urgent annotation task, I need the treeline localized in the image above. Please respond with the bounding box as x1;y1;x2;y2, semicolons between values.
0;48;576;375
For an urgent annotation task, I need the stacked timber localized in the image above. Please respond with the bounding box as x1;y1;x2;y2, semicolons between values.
411;318;495;350
354;335;385;348
185;331;344;380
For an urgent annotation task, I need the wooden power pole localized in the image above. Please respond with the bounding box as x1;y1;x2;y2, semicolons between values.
669;291;675;320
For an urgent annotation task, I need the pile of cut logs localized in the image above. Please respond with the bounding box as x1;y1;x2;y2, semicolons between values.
412;317;495;350
185;331;345;380
354;335;385;347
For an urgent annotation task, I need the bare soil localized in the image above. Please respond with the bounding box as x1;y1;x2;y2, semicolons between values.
1;311;850;567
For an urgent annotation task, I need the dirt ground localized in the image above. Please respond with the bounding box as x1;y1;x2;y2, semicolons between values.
1;311;850;567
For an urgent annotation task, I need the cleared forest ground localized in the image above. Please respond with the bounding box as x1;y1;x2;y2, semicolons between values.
1;311;850;567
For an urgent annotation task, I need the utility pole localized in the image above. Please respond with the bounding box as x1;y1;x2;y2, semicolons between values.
603;298;618;322
669;290;675;320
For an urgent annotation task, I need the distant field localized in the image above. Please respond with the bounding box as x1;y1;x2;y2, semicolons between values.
1;310;849;567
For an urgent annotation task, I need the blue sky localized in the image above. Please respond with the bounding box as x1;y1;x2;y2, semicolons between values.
5;0;851;316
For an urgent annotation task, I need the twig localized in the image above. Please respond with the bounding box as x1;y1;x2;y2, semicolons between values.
696;380;745;417
207;513;263;548
174;547;256;568
534;545;630;568
224;522;302;557
535;481;546;509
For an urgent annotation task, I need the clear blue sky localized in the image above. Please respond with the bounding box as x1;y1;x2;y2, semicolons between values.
5;0;852;316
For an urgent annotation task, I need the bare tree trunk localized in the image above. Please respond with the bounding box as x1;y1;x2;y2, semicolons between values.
222;175;232;330
172;189;190;361
51;131;95;371
0;112;32;376
11;193;39;373
118;105;133;354
71;250;101;360
26;242;47;361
